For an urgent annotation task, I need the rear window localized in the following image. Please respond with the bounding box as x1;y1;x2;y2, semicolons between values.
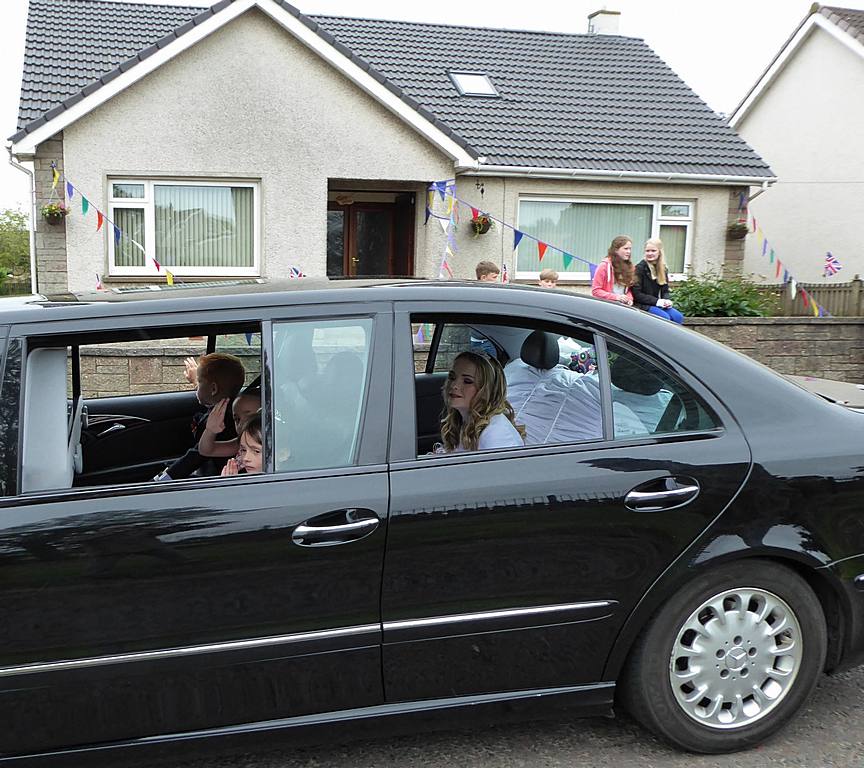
0;334;20;496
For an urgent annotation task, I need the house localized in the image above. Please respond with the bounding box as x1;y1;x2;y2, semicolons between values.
730;4;864;283
9;0;774;294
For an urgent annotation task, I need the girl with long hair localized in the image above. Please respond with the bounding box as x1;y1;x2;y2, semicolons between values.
633;238;684;323
439;351;525;452
591;235;635;306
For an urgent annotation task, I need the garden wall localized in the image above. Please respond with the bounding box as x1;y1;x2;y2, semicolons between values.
685;317;864;384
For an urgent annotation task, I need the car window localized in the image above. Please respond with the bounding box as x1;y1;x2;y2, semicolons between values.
605;341;720;437
272;317;373;472
0;337;21;496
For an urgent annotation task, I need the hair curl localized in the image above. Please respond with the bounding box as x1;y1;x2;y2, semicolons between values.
607;235;635;287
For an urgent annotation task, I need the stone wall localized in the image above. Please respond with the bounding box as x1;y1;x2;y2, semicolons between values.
686;317;864;383
34;133;69;295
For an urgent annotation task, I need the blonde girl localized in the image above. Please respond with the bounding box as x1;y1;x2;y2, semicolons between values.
633;238;684;324
440;351;525;452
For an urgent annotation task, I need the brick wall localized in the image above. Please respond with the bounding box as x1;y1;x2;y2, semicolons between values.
686;317;864;383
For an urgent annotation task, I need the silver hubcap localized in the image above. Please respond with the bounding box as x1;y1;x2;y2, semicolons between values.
669;587;802;729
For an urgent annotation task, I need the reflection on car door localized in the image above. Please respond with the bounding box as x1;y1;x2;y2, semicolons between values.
0;306;392;754
382;308;751;702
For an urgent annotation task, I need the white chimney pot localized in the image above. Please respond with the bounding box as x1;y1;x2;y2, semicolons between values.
588;9;621;35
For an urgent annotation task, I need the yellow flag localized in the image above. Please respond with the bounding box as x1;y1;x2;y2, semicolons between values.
51;166;59;189
165;270;174;286
812;300;819;317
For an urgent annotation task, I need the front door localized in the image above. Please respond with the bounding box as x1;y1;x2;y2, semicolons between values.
328;195;414;277
0;305;393;754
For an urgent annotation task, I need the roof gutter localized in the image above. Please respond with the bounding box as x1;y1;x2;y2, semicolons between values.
456;162;777;187
6;145;38;294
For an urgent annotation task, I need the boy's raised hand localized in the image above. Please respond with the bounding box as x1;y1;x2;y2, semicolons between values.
183;356;198;385
205;397;229;435
221;458;239;477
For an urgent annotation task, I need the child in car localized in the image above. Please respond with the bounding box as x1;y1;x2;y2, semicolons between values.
221;413;263;476
154;353;246;480
198;386;261;459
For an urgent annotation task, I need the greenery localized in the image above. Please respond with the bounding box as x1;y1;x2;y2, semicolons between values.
0;208;30;286
40;201;68;222
671;271;777;317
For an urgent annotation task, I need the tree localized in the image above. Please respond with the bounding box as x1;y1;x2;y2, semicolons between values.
0;208;30;284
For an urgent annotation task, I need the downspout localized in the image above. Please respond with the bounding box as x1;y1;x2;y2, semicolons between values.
6;146;38;294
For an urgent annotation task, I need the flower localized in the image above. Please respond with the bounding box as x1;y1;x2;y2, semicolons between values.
470;214;492;236
41;201;69;220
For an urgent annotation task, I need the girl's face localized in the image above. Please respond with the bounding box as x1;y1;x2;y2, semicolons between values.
237;432;263;474
615;241;633;260
447;357;480;416
644;244;660;263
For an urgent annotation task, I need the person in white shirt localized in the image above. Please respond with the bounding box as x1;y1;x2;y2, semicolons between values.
439;351;525;453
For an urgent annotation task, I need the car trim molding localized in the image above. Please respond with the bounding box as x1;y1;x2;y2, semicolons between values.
0;624;381;678
382;600;616;642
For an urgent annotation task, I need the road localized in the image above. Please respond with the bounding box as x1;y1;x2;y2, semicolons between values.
167;666;864;768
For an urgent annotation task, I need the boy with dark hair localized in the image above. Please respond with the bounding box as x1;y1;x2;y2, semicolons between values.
154;353;246;481
475;261;500;282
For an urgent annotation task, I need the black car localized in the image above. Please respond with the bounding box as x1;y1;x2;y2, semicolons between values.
0;278;862;762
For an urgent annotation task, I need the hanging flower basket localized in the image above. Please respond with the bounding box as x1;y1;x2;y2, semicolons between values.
471;214;492;236
726;221;749;240
41;202;69;225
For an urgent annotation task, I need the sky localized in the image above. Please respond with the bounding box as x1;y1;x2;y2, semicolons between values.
2;0;863;213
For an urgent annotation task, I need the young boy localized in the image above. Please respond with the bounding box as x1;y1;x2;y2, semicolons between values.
475;261;500;282
538;268;559;288
155;352;246;481
198;386;261;460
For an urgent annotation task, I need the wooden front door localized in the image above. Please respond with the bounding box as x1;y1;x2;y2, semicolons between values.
327;195;414;277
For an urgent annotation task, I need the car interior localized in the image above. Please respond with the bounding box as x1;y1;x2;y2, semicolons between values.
20;322;261;494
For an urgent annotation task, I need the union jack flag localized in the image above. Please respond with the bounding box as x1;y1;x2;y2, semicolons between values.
823;252;842;277
288;265;305;279
501;262;509;284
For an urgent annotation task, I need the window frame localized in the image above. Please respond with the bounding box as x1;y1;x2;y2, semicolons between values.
448;71;499;97
514;196;695;282
107;178;261;278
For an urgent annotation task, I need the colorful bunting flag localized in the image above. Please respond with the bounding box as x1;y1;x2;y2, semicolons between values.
513;230;524;250
165;270;174;286
589;263;598;280
769;248;775;264
51;165;59;189
66;181;74;199
801;289;809;308
95;273;103;290
562;252;574;269
81;197;89;215
288;265;304;278
414;324;425;343
96;210;104;231
537;242;547;262
761;237;768;257
113;225;121;245
823;252;842;277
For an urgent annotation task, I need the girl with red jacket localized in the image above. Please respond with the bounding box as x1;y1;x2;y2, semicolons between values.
591;235;635;306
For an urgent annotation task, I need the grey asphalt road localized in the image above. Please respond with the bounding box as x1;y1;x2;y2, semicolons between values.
167;666;864;768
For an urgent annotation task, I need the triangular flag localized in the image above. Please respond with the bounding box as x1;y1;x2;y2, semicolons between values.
81;197;89;215
470;207;479;219
769;248;775;264
589;263;598;279
789;278;797;299
424;206;431;225
95;273;103;290
51;165;59;189
66;181;74;199
537;242;547;262
245;332;254;346
439;218;449;234
513;230;524;250
812;301;820;317
436;182;446;201
783;270;790;285
165;270;174;286
761;238;768;256
801;289;809;308
414;324;424;343
96;210;104;231
113;225;121;245
775;259;781;278
152;256;161;272
751;216;758;233
562;252;573;269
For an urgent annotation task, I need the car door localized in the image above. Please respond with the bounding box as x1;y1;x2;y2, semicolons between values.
0;304;391;755
382;304;752;702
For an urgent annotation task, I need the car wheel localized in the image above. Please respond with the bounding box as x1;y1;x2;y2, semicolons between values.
619;559;827;753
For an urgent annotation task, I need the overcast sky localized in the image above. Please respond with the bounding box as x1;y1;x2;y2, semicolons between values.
2;0;862;212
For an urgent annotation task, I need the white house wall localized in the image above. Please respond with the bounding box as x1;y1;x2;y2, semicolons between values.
60;8;452;291
736;26;864;283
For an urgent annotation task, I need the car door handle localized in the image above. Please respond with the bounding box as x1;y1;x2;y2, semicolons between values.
624;477;700;512
292;509;380;547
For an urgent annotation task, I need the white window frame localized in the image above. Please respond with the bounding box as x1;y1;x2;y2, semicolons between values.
514;196;694;282
448;71;499;97
107;178;261;277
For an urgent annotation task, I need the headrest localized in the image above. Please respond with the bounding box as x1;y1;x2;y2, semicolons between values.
610;355;664;395
520;331;559;370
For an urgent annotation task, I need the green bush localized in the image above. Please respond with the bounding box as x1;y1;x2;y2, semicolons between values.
671;272;777;317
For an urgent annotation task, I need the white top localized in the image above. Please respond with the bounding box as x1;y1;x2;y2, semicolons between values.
453;413;524;452
612;283;627;295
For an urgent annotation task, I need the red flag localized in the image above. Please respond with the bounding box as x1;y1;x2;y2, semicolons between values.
775;259;781;278
153;257;161;271
801;289;809;308
96;211;104;231
538;242;547;261
470;207;479;219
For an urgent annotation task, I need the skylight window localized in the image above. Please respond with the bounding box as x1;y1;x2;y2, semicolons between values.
449;71;498;97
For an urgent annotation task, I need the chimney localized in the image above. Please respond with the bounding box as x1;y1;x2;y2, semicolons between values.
587;9;621;35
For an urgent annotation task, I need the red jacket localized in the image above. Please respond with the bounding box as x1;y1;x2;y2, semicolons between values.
591;258;634;304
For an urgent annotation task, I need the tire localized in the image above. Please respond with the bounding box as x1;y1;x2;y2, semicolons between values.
618;559;827;753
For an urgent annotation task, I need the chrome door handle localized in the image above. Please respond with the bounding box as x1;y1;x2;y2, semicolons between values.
624;478;700;512
292;509;380;547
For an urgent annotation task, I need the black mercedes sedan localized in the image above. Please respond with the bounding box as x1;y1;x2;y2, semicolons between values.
0;278;861;762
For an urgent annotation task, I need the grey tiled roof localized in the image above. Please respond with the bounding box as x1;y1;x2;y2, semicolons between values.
819;5;864;44
13;0;773;178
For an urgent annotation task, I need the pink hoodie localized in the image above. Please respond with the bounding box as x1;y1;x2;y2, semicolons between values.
591;257;634;304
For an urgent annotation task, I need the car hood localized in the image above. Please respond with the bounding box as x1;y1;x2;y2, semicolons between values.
786;374;864;411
